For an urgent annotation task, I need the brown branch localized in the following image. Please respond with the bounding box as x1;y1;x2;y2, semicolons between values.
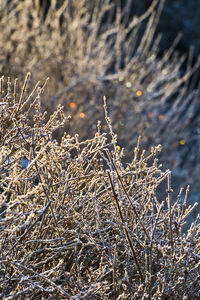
107;171;144;283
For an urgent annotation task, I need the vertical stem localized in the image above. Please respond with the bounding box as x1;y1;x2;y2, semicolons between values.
113;241;117;298
107;171;144;283
107;151;150;241
0;76;4;101
167;172;174;252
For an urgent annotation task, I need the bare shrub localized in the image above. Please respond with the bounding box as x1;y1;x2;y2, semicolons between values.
0;0;199;200
0;75;199;299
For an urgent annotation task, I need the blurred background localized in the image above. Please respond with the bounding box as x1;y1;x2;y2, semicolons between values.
0;0;199;228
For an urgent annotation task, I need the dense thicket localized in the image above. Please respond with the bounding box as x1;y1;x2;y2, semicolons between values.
0;75;199;299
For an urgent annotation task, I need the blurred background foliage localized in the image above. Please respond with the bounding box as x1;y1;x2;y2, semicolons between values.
0;0;199;225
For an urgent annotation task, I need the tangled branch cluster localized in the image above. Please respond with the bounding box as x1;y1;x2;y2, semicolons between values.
1;0;200;203
0;76;199;299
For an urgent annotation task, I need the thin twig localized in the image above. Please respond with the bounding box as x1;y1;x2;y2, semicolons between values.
10;261;71;298
166;172;174;252
107;171;144;283
6;199;53;255
107;151;151;241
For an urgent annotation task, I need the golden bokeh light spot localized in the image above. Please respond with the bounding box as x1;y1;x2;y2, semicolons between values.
79;112;85;118
70;102;76;108
136;90;142;97
180;139;186;145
